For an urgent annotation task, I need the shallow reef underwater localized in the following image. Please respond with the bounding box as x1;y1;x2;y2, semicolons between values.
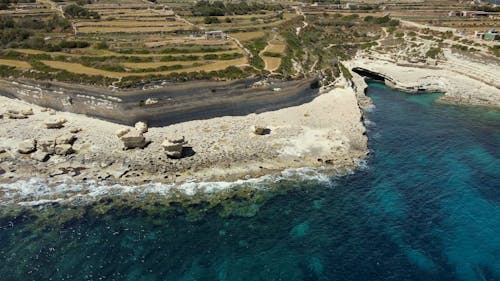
0;82;499;281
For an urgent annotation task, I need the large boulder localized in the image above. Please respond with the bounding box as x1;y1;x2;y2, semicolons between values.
253;126;271;135
56;133;76;145
161;137;187;159
31;150;50;162
6;110;28;119
120;129;147;149
69;127;82;134
115;128;130;138
54;144;73;155
134;121;148;134
44;118;67;129
17;139;37;154
21;108;34;116
38;138;56;154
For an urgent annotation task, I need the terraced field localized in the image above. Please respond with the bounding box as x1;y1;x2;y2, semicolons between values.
41;56;247;78
0;0;305;85
261;37;287;72
0;59;32;69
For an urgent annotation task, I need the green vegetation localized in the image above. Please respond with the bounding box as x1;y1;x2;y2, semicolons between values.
191;0;281;17
490;45;500;57
64;4;100;19
244;36;267;70
204;16;220;24
425;47;442;59
339;62;352;80
262;51;281;58
0;0;35;10
364;15;399;27
94;41;109;50
161;47;230;54
117;66;257;88
0;15;71;48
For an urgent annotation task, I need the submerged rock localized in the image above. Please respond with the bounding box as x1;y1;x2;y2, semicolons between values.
17;139;36;154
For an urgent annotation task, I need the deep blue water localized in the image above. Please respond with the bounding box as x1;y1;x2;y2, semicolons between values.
1;82;499;281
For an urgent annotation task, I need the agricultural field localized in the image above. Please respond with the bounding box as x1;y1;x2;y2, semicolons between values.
0;0;306;86
2;0;496;87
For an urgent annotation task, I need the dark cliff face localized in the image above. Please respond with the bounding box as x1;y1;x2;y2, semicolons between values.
351;67;387;82
0;78;320;127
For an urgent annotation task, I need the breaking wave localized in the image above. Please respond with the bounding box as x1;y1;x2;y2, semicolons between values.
0;164;364;206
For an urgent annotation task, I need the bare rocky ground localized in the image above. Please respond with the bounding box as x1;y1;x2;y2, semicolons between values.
348;30;500;108
0;86;368;188
348;53;500;108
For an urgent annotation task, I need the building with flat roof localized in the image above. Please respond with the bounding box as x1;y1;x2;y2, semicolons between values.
205;31;227;40
484;30;500;41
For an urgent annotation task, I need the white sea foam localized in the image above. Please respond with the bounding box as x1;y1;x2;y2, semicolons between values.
0;166;349;206
363;104;376;112
363;120;376;127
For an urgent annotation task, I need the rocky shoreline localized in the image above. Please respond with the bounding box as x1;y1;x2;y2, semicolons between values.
0;83;368;205
347;51;500;108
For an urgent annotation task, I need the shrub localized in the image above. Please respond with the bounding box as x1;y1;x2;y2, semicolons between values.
263;51;281;57
203;54;218;60
59;40;90;49
94;40;109;50
425;47;442;59
204;16;220;24
64;4;100;19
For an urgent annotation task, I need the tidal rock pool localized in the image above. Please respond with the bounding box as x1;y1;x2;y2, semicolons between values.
0;82;499;281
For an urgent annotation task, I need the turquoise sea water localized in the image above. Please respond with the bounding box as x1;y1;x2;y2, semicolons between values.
1;82;499;281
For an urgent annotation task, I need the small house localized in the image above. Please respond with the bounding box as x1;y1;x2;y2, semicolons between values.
484;30;500;41
205;31;227;40
345;3;359;9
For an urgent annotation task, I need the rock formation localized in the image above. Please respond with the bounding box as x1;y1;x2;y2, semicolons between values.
54;144;73;155
55;133;76;145
21;108;33;116
115;128;130;138
6;110;29;119
17;139;36;154
135;121;148;134
38;138;56;154
161;137;187;159
254;126;271;135
120;129;147;149
144;98;159;105
31;150;50;162
44;118;67;129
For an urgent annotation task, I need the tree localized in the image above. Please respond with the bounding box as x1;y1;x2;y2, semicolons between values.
64;4;100;19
